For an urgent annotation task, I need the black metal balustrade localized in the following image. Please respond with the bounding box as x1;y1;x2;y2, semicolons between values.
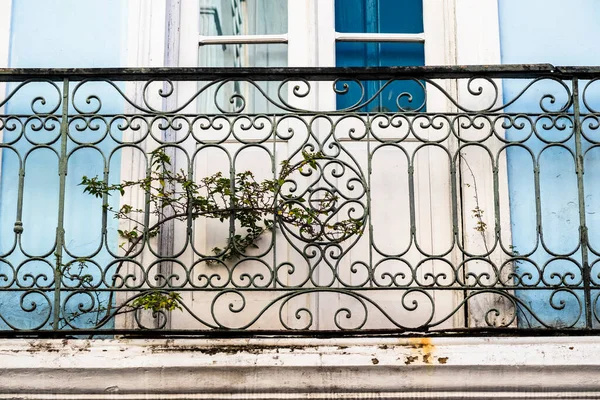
0;65;599;337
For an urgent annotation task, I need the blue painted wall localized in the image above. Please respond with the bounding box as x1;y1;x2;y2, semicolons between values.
499;0;600;66
499;0;600;327
0;0;126;330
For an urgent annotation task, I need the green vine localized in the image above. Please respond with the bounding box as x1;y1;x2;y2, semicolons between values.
62;149;363;327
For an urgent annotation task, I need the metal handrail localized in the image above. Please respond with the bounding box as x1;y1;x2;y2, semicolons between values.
0;64;597;81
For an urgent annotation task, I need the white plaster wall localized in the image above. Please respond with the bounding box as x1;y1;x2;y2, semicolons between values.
1;337;600;399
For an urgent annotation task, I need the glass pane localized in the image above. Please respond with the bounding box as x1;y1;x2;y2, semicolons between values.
198;44;287;113
336;42;424;67
198;0;287;68
199;43;287;68
335;0;423;34
198;0;288;113
336;42;425;111
200;0;287;36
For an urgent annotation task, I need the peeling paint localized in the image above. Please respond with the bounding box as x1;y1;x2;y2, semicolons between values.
104;386;119;393
405;355;418;365
26;341;60;353
149;344;310;356
438;357;449;364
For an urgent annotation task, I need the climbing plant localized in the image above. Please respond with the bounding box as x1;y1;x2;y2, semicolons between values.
61;149;364;328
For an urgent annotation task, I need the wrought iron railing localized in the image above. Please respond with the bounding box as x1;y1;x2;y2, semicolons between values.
0;65;599;337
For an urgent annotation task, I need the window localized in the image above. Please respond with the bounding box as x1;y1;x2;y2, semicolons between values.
181;0;435;113
177;0;453;67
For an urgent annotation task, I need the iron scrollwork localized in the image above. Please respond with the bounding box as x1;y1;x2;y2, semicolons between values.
0;66;596;335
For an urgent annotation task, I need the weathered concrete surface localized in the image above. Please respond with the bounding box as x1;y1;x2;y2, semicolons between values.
0;336;599;399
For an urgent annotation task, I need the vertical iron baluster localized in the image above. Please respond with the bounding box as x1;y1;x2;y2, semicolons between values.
366;114;373;288
272;114;277;289
52;78;69;331
572;77;592;328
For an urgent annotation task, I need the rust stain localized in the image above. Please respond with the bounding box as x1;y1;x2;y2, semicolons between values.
406;338;437;365
407;337;435;352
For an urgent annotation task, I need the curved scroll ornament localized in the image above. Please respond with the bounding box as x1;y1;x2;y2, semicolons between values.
277;151;368;286
275;149;367;291
277;153;367;245
72;78;312;115
330;76;573;114
0;290;53;331
67;74;577;118
333;78;427;113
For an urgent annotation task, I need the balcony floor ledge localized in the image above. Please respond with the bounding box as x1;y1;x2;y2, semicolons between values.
0;336;599;399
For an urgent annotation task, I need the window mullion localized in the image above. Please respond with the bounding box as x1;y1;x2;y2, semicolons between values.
198;34;288;45
335;32;424;43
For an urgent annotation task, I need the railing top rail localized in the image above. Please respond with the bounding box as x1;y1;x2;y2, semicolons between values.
0;64;597;81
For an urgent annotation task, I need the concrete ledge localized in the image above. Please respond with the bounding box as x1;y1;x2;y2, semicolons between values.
0;337;599;399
